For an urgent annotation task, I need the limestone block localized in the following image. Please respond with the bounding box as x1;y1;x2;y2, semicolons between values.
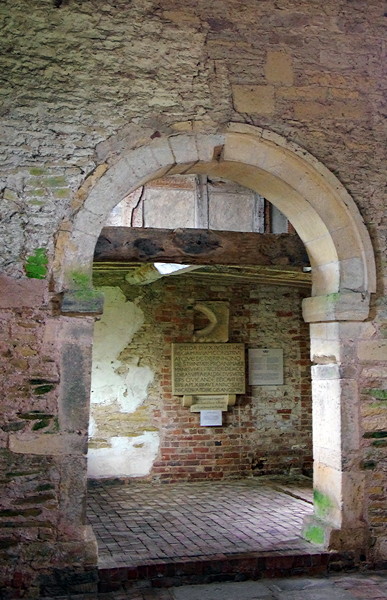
338;321;376;340
149;136;176;168
331;226;365;261
311;263;340;296
83;150;171;217
294;101;367;121
168;134;199;165
61;229;98;282
265;51;294;85
302;292;370;323
312;364;341;380
313;463;342;527
61;290;104;315
305;237;338;267
56;456;89;540
339;257;366;292
277;86;327;100
358;340;387;361
171;121;194;132
195;133;225;163
232;85;275;114
312;378;341;457
223;132;289;180
57;317;94;432
290;207;331;245
9;433;87;456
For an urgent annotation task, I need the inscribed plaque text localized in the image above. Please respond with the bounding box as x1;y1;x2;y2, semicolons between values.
172;343;245;395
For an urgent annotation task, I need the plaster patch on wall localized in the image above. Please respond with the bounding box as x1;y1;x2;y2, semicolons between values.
90;286;154;412
87;433;160;478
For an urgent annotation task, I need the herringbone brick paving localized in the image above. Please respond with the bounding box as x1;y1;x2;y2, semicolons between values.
42;480;387;599
86;479;314;569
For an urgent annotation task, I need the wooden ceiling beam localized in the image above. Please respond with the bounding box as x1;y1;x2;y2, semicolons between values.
94;227;309;268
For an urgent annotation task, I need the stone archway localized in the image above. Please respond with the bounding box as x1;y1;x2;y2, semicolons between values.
54;123;376;553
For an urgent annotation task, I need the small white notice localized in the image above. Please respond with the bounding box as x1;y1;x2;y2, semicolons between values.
200;410;222;427
248;348;284;385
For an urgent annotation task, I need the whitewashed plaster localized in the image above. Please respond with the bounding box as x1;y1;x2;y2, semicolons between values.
90;286;153;413
88;286;158;478
87;433;160;478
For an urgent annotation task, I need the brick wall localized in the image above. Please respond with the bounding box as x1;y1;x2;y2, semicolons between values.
89;276;312;482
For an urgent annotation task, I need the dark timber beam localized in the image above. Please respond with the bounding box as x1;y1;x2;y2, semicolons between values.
94;227;310;267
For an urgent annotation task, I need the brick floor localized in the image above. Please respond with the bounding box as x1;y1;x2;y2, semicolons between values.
86;478;315;569
41;479;387;598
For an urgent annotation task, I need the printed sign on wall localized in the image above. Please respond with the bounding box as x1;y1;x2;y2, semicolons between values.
248;348;284;385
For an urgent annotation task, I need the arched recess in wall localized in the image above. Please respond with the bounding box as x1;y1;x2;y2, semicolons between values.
55;123;376;309
54;122;377;550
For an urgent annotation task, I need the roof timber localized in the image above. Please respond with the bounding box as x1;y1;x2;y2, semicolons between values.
94;227;310;267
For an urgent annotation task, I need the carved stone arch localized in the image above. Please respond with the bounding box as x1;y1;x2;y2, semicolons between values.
55;123;375;315
54;123;377;555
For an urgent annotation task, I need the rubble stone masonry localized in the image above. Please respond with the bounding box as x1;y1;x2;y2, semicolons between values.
0;0;386;596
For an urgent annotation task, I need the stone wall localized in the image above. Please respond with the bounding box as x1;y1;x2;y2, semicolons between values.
0;0;386;595
88;279;312;481
1;1;385;278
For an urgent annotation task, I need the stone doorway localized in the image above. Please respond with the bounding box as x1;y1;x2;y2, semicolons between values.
54;124;376;567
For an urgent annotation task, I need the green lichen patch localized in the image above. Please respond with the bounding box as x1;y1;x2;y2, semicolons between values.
32;419;51;431
35;484;55;492
363;431;387;438
361;460;377;470
24;248;48;279
364;389;387;400
313;489;332;517
304;525;325;545
70;271;98;299
53;188;70;198
43;176;66;187
18;411;53;421
33;384;55;395
29;168;46;176
372;439;387;447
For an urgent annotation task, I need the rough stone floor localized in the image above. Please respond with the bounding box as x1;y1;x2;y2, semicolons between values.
86;478;315;569
45;571;387;599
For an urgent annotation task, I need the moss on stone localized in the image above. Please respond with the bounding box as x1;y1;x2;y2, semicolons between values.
33;384;55;395
43;176;66;187
304;524;325;545
29;167;46;176
32;419;51;431
365;389;387;400
313;489;332;517
24;248;48;279
372;439;387;447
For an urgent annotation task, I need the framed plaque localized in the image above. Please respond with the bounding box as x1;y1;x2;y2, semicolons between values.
248;348;283;385
172;343;245;395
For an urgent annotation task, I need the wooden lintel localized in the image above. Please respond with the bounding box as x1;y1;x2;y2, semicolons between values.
94;227;309;267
